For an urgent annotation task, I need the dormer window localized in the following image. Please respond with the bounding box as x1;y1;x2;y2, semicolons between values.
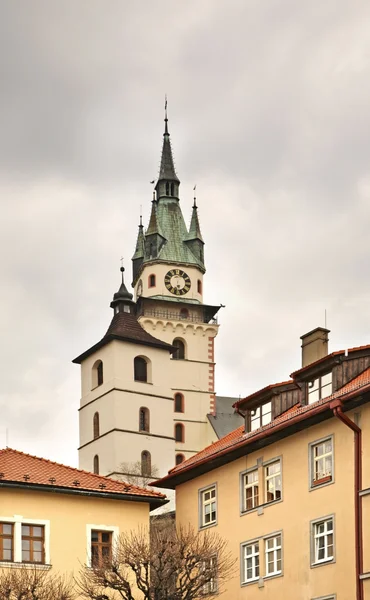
308;372;332;404
251;402;272;432
170;182;174;196
166;182;170;196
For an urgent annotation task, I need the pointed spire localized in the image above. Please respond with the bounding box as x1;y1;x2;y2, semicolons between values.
146;198;164;237
187;189;204;242
132;216;145;260
157;99;180;184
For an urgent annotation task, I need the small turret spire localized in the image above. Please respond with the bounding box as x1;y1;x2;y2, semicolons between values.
110;264;134;313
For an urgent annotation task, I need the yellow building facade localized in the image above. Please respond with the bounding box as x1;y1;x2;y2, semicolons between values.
0;448;166;581
155;330;370;599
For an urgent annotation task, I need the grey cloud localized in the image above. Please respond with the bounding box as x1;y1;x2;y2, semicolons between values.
1;0;370;465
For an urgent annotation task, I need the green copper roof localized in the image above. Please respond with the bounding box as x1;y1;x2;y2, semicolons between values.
158;115;180;183
132;109;206;282
132;220;145;260
187;200;204;242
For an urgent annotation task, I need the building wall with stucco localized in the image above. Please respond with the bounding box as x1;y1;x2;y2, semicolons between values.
0;487;149;586
175;405;370;599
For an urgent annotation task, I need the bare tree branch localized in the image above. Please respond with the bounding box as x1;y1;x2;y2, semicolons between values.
77;517;236;600
0;566;75;600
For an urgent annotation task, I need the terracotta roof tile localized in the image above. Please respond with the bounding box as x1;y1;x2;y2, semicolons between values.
0;448;165;502
161;368;370;481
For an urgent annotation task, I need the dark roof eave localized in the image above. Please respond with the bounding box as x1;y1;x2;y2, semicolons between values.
234;381;298;411
72;334;174;364
137;296;221;318
0;480;168;510
153;386;370;489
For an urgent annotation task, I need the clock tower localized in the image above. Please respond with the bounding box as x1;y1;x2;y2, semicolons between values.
132;107;220;464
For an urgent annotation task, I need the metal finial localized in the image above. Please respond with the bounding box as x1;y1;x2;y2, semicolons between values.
193;184;197;208
120;257;125;282
164;94;168;135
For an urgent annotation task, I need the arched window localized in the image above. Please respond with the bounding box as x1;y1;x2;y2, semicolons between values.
92;360;103;389
148;274;156;288
93;455;99;474
139;407;150;432
175;423;184;443
176;453;185;465
174;393;184;413
134;357;148;382
170;182;174;196
141;451;151;476
197;279;202;294
172;338;185;360
166;182;170;196
93;412;100;439
180;308;189;320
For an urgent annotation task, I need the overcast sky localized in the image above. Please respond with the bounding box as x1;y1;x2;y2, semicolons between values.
1;0;370;467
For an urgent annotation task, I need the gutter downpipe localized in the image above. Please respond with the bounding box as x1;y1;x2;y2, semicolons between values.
330;399;363;600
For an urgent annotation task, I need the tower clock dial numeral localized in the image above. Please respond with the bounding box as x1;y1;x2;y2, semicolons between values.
164;269;191;296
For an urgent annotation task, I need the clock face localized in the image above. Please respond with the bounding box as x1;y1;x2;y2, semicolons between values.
164;269;191;296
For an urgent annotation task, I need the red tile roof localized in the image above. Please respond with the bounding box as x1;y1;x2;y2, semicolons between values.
155;368;370;487
0;448;166;505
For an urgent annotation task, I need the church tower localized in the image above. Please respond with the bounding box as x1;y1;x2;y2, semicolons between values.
74;106;220;488
132;107;220;465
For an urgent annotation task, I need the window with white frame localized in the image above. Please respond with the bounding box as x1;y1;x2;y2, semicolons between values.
311;517;334;565
202;555;218;595
251;402;272;431
242;541;259;583
265;460;282;503
0;517;50;565
242;469;259;512
265;534;282;576
200;486;217;528
310;437;333;487
308;372;332;404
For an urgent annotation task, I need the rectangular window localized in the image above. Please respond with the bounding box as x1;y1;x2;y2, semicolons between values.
21;524;45;564
242;469;259;512
251;402;272;431
265;460;282;503
308;373;332;404
311;437;333;487
0;522;13;562
200;486;217;528
91;530;112;568
242;541;260;583
312;518;334;565
202;555;218;595
265;534;282;576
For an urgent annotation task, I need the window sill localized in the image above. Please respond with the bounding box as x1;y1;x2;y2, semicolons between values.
311;558;335;569
241;577;259;587
263;570;282;580
310;476;333;491
0;561;52;570
199;521;217;531
241;497;282;516
134;381;153;385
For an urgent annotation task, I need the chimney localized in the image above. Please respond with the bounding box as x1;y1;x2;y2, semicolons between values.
301;327;330;367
